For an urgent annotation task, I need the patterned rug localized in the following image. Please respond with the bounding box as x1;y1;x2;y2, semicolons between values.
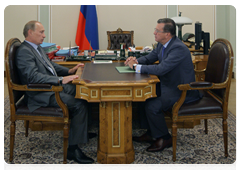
4;96;236;164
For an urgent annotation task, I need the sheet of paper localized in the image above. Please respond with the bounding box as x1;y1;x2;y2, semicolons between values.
93;60;112;64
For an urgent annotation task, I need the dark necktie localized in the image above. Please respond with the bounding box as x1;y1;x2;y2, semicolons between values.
37;46;56;76
161;46;165;59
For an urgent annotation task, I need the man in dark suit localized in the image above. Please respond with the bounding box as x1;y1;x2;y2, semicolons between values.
125;18;201;152
16;20;94;163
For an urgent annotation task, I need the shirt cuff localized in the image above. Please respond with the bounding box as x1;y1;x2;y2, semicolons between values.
135;64;142;73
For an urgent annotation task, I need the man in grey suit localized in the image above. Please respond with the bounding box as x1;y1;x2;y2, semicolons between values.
16;21;94;163
125;18;201;152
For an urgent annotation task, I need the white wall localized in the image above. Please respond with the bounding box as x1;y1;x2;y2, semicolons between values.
51;5;80;47
4;5;217;49
97;5;166;49
4;5;236;76
51;5;166;49
4;5;38;46
178;5;215;41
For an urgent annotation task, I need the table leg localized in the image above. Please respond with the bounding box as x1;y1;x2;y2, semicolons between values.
97;101;135;164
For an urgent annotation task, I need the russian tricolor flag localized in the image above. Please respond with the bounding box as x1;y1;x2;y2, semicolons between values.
75;5;99;50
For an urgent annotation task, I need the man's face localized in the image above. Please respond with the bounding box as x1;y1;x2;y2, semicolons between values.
28;22;46;45
154;23;167;44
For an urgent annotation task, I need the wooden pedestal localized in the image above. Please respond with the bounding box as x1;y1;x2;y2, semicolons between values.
97;101;135;164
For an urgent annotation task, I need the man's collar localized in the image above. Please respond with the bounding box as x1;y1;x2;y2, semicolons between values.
24;40;38;50
163;38;172;48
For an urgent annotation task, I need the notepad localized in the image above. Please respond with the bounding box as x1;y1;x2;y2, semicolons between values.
116;66;135;73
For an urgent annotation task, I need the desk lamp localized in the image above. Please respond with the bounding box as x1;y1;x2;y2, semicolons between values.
171;12;192;40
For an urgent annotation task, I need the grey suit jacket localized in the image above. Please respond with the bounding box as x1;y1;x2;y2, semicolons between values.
16;41;70;112
138;36;201;108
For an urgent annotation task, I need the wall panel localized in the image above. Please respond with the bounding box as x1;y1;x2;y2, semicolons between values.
178;5;215;41
51;5;80;48
97;5;166;49
51;5;167;49
4;5;38;46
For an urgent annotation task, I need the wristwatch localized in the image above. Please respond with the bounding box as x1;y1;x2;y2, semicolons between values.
58;77;63;85
133;64;137;71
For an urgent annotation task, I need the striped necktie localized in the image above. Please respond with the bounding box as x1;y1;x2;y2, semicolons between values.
37;46;56;76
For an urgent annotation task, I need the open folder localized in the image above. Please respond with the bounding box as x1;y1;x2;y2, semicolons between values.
115;66;135;73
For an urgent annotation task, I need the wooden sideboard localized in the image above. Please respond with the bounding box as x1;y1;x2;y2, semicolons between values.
192;54;209;81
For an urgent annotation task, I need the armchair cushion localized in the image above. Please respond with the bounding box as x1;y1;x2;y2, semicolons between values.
178;91;222;116
16;98;63;117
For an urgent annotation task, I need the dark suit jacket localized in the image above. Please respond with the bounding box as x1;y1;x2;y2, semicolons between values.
138;36;201;109
16;41;70;112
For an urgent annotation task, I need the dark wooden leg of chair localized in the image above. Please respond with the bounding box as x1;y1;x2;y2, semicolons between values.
223;119;228;157
204;119;208;134
172;122;177;162
25;120;29;137
9;121;16;162
63;123;69;164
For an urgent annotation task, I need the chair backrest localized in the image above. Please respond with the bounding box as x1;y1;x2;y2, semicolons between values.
107;28;134;50
5;38;24;104
205;39;234;99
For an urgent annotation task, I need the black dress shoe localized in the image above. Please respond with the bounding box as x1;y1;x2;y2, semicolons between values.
133;132;156;143
146;137;172;152
67;148;94;164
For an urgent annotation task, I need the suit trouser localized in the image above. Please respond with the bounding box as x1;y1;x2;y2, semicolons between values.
138;83;174;139
49;84;88;145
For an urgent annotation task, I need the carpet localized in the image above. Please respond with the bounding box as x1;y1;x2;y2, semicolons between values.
4;96;236;164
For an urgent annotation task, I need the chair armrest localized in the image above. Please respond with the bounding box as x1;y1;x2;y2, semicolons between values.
178;81;227;91
189;81;213;87
172;80;228;120
11;83;63;92
27;84;52;89
12;83;68;120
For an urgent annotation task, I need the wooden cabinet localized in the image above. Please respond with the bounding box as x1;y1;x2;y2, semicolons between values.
192;55;209;81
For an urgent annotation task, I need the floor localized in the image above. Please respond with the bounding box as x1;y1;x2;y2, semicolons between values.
4;78;236;116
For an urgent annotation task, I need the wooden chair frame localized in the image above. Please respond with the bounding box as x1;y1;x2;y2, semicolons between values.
5;38;69;164
166;38;234;162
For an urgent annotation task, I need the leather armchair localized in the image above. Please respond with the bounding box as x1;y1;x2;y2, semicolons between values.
165;39;234;161
107;28;134;50
5;38;69;163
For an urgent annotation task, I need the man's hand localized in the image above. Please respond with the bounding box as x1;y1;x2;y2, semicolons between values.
124;57;138;69
62;75;79;84
68;63;84;75
124;57;138;66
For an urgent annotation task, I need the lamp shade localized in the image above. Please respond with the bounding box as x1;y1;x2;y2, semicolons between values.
171;15;192;40
171;16;192;25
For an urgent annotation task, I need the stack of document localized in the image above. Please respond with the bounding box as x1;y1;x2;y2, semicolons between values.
40;42;58;54
55;49;78;57
128;46;152;52
62;46;79;50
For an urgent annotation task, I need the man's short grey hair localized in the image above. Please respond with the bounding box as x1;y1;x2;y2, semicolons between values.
23;20;40;38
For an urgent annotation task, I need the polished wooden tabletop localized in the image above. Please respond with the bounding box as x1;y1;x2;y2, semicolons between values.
72;62;160;164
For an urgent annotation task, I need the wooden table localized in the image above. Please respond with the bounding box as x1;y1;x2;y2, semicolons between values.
72;62;160;164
